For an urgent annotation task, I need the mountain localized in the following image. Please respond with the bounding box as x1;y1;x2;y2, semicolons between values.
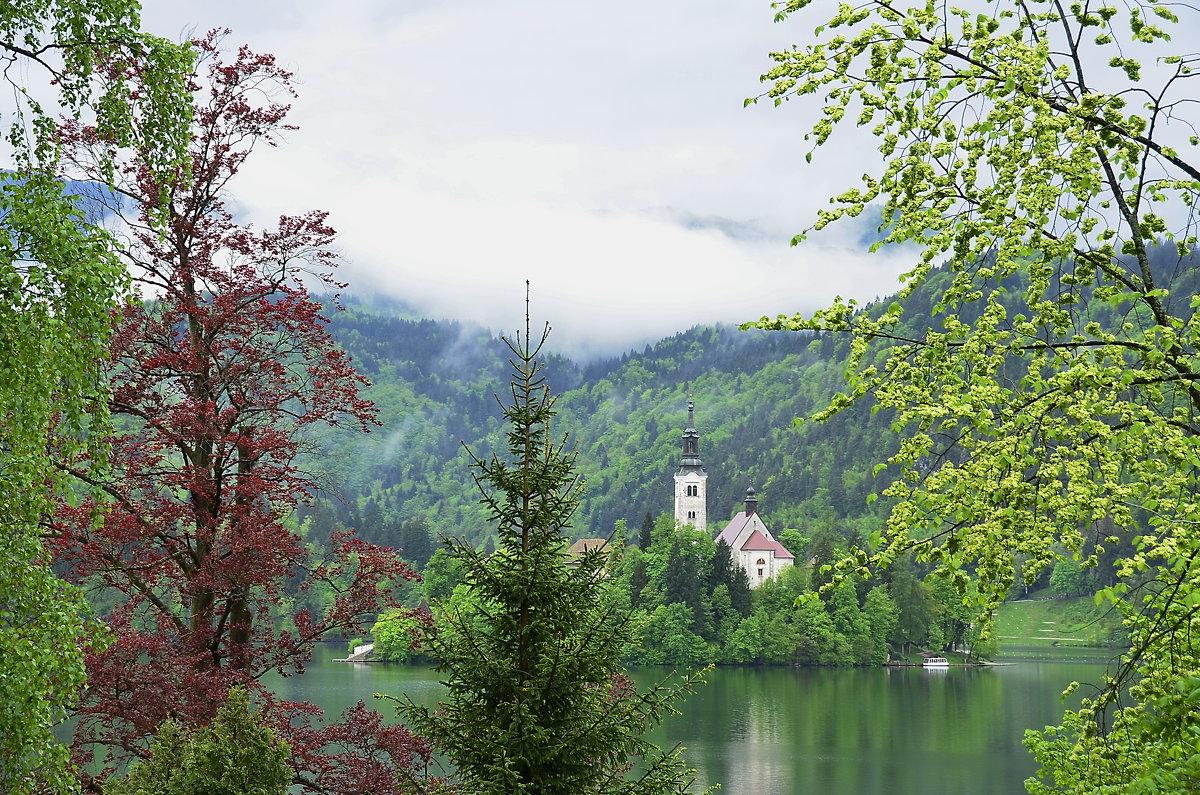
299;298;899;556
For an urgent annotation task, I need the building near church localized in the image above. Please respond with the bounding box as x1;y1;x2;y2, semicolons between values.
672;400;794;588
714;487;794;588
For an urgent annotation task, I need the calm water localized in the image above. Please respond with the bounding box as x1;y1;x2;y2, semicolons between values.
268;646;1114;795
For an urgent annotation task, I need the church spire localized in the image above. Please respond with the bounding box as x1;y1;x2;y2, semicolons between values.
674;396;707;532
678;397;703;473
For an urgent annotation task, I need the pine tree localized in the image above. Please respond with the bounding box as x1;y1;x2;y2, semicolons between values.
639;512;655;549
392;302;706;794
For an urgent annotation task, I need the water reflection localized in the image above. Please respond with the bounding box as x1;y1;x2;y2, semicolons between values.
267;649;1108;795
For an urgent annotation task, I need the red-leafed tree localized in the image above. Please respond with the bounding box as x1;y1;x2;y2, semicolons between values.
50;31;431;793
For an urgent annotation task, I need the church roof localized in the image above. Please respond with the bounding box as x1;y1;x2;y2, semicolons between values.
715;513;795;560
714;513;750;549
741;529;795;560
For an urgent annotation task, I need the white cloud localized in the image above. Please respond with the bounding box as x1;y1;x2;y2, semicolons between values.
140;0;911;358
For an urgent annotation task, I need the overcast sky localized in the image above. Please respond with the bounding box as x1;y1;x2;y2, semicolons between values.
139;0;913;359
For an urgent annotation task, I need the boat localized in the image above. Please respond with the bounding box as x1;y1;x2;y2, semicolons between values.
923;657;950;668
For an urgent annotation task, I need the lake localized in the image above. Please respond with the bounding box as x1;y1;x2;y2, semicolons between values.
268;645;1116;795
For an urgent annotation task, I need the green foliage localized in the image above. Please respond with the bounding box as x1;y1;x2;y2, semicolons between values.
372;611;422;663
777;528;809;560
390;313;705;794
602;517;962;666
305;312;897;551
1048;557;1087;597
0;4;190;793
750;0;1200;789
863;587;899;666
421;547;465;604
632;604;714;667
106;687;292;795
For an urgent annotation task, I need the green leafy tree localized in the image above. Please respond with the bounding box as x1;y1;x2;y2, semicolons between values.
863;586;899;665
726;606;799;665
392;307;705;794
708;540;752;618
885;556;936;654
750;0;1200;789
806;524;844;591
421;547;465;604
1048;557;1087;597
928;575;973;653
828;580;873;665
792;596;838;665
777;528;809;561
633;603;713;667
106;687;291;795
0;4;190;792
372;610;425;663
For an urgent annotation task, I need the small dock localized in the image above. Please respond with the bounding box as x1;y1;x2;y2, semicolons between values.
334;643;375;663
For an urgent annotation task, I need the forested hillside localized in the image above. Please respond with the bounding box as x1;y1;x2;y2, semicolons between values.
304;243;1194;582
299;298;901;559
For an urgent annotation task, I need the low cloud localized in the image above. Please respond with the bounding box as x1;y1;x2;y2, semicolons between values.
141;0;913;359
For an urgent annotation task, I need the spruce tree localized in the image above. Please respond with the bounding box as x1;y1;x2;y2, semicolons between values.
639;512;655;549
393;305;706;795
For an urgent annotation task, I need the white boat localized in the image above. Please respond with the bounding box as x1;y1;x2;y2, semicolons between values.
923;657;950;667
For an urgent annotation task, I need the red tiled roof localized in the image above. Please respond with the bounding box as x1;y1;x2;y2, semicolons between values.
741;529;775;550
715;514;795;560
769;538;795;560
741;530;795;560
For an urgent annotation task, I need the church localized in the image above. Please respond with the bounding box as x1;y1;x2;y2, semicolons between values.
673;400;794;588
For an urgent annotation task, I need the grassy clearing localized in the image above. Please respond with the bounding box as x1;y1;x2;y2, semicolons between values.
992;593;1125;658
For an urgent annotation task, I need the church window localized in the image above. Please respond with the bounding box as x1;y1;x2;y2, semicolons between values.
756;558;766;566
687;511;695;520
757;568;764;577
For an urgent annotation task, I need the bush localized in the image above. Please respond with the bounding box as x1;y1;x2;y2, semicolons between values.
106;687;291;795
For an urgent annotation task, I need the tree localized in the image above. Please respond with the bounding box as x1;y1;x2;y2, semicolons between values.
708;540;751;618
105;687;291;795
0;4;191;793
750;1;1200;789
863;586;899;665
726;606;799;665
1048;557;1086;597
371;610;425;663
663;536;704;634
886;559;936;655
422;546;465;603
807;524;843;592
634;603;713;667
49;34;428;791
639;511;655;549
777;528;809;561
827;580;873;665
392;307;705;794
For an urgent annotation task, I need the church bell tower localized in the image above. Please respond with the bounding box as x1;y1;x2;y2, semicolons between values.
673;399;707;532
